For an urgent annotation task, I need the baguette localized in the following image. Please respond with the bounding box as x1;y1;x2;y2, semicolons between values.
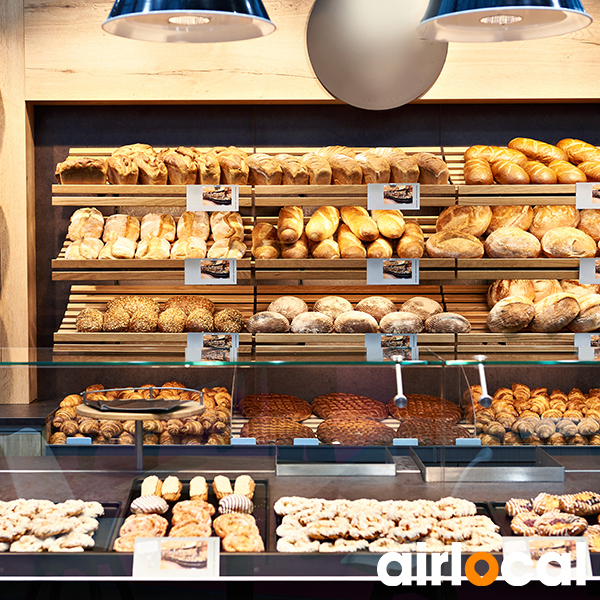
340;206;379;242
557;138;600;164
355;152;390;184
371;210;405;239
464;158;494;185
367;235;393;259
309;237;340;259
274;154;309;185
396;221;424;258
491;160;530;185
508;138;568;164
578;161;600;182
523;160;558;184
464;146;528;167
277;206;304;244
282;232;309;259
305;206;340;242
337;224;367;259
252;223;281;259
300;153;332;185
547;160;587;184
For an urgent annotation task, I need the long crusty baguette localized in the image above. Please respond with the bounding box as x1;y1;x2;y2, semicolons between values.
464;158;494;186
337;224;366;259
277;206;304;244
252;223;280;259
547;160;587;184
557;138;600;164
309;237;340;259
367;236;393;259
396;221;424;258
508;138;567;164
305;206;340;242
491;160;530;185
282;232;309;259
340;206;378;242
371;210;405;239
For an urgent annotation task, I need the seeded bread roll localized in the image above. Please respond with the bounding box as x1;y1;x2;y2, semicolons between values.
185;309;214;332
355;152;390;184
334;311;379;333
578;210;600;242
560;280;600;298
486;205;534;235
426;231;484;259
487;279;535;308
400;297;443;321
213;308;245;333
356;296;396;323
568;294;600;332
436;206;492;237
267;296;308;321
541;227;596;258
529;205;581;240
158;307;186;333
425;313;471;333
246;312;290;333
379;312;424;334
290;311;334;333
532;279;563;303
484;227;541;258
313;296;353;320
76;308;104;332
487;296;535;333
530;292;580;333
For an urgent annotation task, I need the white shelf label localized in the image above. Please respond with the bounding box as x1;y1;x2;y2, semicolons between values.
186;184;239;212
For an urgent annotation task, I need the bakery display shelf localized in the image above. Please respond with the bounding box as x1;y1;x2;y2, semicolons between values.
456;258;580;280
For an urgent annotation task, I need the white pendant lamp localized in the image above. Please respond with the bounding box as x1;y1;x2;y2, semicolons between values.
102;0;276;43
417;0;592;43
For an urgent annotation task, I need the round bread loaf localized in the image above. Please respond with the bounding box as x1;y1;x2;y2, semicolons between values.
529;205;580;240
185;308;214;332
290;311;334;333
560;280;600;298
334;311;378;333
76;308;103;332
267;296;308;321
487;279;535;308
425;312;471;333
568;294;600;332
400;297;443;321
158;307;186;333
578;209;600;242
246;311;290;333
355;296;396;322
532;279;563;303
313;296;353;320
213;308;245;333
486;205;534;235
484;227;541;258
530;292;580;333
435;206;492;237
426;231;484;259
487;296;535;333
379;312;424;333
541;227;596;258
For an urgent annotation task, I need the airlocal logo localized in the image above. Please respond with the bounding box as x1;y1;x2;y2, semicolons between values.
377;541;588;586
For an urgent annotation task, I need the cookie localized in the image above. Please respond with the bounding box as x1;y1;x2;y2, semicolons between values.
306;517;350;541
388;517;436;542
320;539;369;553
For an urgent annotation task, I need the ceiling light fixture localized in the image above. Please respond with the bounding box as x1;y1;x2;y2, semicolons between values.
417;0;592;43
102;0;276;43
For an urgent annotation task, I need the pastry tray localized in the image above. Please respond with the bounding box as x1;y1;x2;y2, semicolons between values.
111;476;269;553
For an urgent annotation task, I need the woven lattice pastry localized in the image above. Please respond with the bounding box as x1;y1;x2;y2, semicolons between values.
238;394;312;421
316;417;396;446
240;416;315;445
387;394;462;424
311;393;389;421
396;418;471;445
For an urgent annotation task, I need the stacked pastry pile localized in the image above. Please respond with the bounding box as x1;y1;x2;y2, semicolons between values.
55;145;449;187
274;496;500;553
426;205;600;260
247;295;471;334
49;384;231;446
64;208;246;260
0;498;104;553
253;207;425;260
506;492;600;548
75;295;245;334
464;383;600;446
486;279;600;333
463;137;600;185
113;474;263;553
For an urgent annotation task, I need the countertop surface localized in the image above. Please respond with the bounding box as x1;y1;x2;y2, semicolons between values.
0;399;58;426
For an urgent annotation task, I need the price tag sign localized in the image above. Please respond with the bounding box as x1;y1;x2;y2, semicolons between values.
367;183;420;210
574;333;600;361
578;258;599;285
367;258;419;285
187;184;239;212
185;258;237;285
132;537;219;579
575;182;600;209
365;333;418;362
186;333;239;363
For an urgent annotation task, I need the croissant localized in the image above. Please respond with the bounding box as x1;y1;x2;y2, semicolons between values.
49;432;67;445
556;419;578;437
566;434;588;445
548;432;566;446
502;432;522;445
60;420;79;436
60;394;83;408
578;418;599;436
166;419;184;436
56;406;78;420
118;431;135;444
181;420;203;436
123;420;136;434
52;415;68;428
534;418;555;439
79;418;100;436
159;432;180;445
143;420;164;434
143;433;159;445
100;420;123;438
483;421;505;438
199;410;218;430
207;433;230;445
210;421;228;435
181;435;203;445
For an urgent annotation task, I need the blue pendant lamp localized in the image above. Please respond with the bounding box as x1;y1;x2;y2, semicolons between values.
417;0;592;42
102;0;276;43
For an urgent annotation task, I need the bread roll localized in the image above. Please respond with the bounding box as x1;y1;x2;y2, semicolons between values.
568;294;600;332
355;153;390;184
246;153;283;185
560;280;600;298
290;312;334;334
274;154;309;186
252;223;280;259
195;152;221;185
170;237;207;259
300;153;332;185
305;206;340;242
313;296;353;320
133;154;168;185
541;227;596;258
523;161;558;185
277;206;304;244
337;224;366;259
486;205;533;235
65;237;104;260
140;213;176;242
396;221;424;258
436;206;492;237
372;210;405;239
340;206;379;242
102;214;140;243
532;279;563;303
379;312;424;334
367;236;393;259
328;154;363;185
531;293;580;332
426;231;485;259
411;152;449;184
106;154;139;185
356;296;396;322
161;148;198;185
333;311;378;333
177;211;210;241
206;238;247;259
267;297;308;321
55;157;108;185
487;280;535;308
217;152;249;185
487;296;535;333
317;146;356;159
400;297;443;321
529;205;580;239
484;227;541;258
548;160;587;184
210;212;244;241
508;138;568;164
578;161;600;182
425;313;471;333
246;312;290;333
135;236;170;259
579;209;600;242
309;237;340;259
557;138;600;164
99;236;136;259
282;232;309;259
68;207;104;241
464;158;494;185
491;160;530;185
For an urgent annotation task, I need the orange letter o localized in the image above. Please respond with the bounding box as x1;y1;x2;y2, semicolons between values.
465;552;499;587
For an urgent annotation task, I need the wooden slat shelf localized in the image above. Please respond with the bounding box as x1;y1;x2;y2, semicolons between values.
456;258;579;280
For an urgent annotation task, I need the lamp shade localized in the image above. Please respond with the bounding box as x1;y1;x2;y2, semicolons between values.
417;0;592;42
102;0;276;43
